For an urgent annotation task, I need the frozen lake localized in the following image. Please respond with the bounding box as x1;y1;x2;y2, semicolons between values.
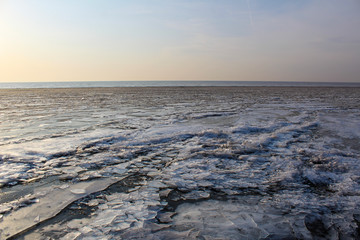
0;86;359;239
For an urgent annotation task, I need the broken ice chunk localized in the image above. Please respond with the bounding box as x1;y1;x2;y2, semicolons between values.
8;181;18;186
183;191;210;200
159;189;172;198
60;231;81;240
34;215;40;222
113;222;131;231
80;226;92;234
148;180;167;189
145;222;171;231
59;184;70;189
92;210;117;226
0;205;12;214
67;219;84;229
87;199;100;207
98;204;108;210
157;212;176;223
70;189;86;195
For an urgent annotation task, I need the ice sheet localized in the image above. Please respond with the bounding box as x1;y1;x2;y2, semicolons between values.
0;87;359;239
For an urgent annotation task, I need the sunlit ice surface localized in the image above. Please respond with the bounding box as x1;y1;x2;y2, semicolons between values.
0;86;359;239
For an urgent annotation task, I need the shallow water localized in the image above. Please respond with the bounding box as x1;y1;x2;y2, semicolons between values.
0;87;359;239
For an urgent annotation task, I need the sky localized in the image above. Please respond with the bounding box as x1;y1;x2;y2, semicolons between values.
0;0;360;82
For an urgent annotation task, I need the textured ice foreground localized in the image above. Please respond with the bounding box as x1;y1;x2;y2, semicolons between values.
0;87;359;239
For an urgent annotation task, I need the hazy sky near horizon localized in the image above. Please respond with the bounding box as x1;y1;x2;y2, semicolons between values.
0;0;360;82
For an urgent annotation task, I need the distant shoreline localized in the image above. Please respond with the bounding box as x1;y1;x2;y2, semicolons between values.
0;81;359;89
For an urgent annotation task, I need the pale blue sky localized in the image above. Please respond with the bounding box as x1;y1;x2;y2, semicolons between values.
0;0;359;82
